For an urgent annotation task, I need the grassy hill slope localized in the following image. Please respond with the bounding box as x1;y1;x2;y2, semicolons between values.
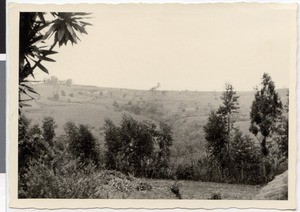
23;83;288;160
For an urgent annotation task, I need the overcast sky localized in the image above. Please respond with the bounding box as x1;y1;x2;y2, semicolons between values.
34;4;296;91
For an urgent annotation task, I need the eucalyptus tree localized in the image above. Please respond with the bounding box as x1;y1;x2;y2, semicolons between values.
217;83;239;152
249;73;283;181
249;73;282;156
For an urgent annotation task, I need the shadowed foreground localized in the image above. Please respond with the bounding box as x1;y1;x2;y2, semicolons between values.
255;171;288;200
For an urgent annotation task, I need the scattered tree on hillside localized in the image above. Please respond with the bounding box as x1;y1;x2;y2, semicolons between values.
203;83;239;180
42;116;57;146
249;73;283;181
65;79;72;86
217;83;239;137
104;115;173;178
229;129;262;183
105;115;156;177
274;91;289;160
217;83;240;156
203;111;228;180
249;73;283;156
103;119;121;170
64;122;100;167
18;119;56;195
155;122;173;178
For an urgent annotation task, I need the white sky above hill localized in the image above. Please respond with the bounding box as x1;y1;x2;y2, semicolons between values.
34;3;295;91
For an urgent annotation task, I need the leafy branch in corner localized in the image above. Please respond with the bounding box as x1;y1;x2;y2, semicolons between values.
19;12;92;111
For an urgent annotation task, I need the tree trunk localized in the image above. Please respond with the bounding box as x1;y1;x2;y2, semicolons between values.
227;114;230;151
262;156;267;183
260;136;269;182
241;161;244;183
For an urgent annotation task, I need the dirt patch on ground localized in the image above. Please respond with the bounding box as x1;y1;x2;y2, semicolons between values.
255;171;288;200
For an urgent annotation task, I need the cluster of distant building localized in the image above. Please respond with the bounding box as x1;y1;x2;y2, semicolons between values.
44;76;72;86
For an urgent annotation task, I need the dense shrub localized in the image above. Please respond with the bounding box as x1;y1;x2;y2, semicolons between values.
104;115;157;177
170;181;182;199
203;111;228;180
42;116;57;146
176;162;195;180
228;129;264;184
18;117;57;196
209;193;221;199
274;116;288;160
19;155;136;199
64;122;100;167
173;157;221;182
65;79;72;86
19;115;137;198
118;101;165;121
104;115;173;178
172;129;269;184
136;182;152;191
19;122;54;171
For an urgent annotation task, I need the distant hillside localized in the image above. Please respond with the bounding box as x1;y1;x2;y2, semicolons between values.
23;83;288;160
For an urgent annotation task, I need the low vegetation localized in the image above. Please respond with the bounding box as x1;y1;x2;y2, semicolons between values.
18;73;288;200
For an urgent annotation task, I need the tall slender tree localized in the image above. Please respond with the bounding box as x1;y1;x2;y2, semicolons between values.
217;83;239;150
204;83;239;180
249;73;282;156
156;122;173;178
249;73;282;181
203;111;228;180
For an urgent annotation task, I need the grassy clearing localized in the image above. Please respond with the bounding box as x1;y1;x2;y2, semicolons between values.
127;179;261;200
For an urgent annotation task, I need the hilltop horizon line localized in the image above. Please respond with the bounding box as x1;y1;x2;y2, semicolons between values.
35;80;289;93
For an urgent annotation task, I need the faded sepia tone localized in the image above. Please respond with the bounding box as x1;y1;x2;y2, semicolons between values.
31;4;293;92
8;3;297;209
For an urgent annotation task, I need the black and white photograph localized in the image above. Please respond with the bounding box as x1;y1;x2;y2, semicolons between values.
8;2;297;209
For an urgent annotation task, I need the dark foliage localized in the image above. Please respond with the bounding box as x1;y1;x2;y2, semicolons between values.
203;111;228;178
274;91;289;160
203;83;240;181
249;73;283;156
170;181;182;199
42;116;57;146
104;115;173;178
19;12;91;110
18;117;57;197
275;117;288;159
229;129;264;184
64;122;100;167
217;83;240;134
136;182;152;191
209;193;221;199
